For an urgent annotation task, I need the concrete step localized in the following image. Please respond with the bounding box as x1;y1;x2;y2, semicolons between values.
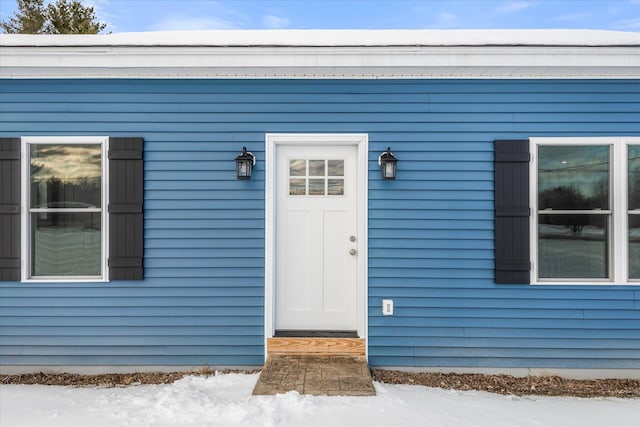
253;355;375;396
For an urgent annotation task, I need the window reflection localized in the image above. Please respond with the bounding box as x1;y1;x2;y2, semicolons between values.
630;215;640;279
629;146;640;210
30;144;102;208
538;214;608;279
289;159;305;177
628;146;640;280
289;179;305;195
31;212;101;276
309;160;325;176
289;158;345;197
538;145;609;210
309;179;325;195
328;160;344;176
328;179;344;195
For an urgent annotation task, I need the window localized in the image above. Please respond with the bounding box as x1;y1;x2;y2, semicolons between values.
289;158;345;196
630;145;640;279
0;136;143;282
531;137;640;284
22;137;108;281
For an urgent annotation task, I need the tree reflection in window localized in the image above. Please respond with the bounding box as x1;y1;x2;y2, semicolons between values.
28;143;102;277
629;145;640;279
537;145;610;279
30;144;102;209
538;145;609;210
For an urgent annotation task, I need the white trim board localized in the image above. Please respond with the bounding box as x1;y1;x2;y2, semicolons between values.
1;29;638;79
264;133;369;360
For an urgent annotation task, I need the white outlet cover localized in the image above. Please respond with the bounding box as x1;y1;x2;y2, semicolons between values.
382;299;393;316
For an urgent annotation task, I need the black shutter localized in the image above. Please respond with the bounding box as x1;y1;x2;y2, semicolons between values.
0;138;21;281
109;137;144;280
494;140;531;284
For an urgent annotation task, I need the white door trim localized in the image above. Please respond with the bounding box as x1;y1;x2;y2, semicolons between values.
265;133;369;359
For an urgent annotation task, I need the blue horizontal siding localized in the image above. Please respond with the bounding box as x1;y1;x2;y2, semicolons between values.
0;286;262;297
1;307;262;316
1;78;639;370
0;296;263;307
0;355;261;366
368;316;637;329
1;326;262;335
370;327;640;339
0;316;262;327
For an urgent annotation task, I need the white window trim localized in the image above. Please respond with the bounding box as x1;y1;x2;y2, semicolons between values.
530;136;640;285
21;136;109;283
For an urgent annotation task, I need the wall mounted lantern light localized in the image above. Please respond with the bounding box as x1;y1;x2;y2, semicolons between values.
378;147;398;180
235;146;256;180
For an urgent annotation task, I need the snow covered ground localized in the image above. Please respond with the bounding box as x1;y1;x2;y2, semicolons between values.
1;372;638;427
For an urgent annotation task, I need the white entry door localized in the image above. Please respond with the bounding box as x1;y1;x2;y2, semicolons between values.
275;144;358;332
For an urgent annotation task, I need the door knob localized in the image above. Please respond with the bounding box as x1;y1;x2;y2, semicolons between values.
349;249;357;256
350;236;356;242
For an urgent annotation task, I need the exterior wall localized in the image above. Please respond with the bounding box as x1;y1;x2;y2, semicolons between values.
0;78;639;369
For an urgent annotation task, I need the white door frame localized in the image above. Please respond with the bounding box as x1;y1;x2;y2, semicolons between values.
265;133;369;355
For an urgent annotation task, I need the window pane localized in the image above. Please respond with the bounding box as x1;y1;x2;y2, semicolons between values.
31;212;101;276
630;215;640;279
308;160;325;176
309;179;325;195
538;145;609;210
328;160;344;176
538;214;608;279
629;146;640;210
30;144;102;208
289;178;306;195
289;159;305;177
328;179;344;195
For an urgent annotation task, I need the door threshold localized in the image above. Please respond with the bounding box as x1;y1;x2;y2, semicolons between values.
268;337;365;356
274;330;358;338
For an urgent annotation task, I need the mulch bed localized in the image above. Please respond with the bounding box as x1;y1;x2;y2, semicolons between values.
2;368;639;398
371;370;640;398
0;368;258;388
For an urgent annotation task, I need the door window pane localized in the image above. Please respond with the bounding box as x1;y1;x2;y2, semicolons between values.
309;179;325;195
308;160;325;176
289;179;306;195
328;160;344;176
289;159;305;176
538;145;610;210
31;212;101;276
30;144;102;208
289;158;345;197
538;214;608;279
328;179;344;196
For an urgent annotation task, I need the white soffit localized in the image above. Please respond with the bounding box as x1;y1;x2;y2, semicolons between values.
1;29;639;79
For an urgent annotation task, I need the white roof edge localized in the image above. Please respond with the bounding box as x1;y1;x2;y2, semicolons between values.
1;29;640;47
1;30;639;79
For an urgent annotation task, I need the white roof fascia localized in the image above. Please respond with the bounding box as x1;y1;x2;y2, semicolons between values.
3;29;640;47
1;30;639;79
